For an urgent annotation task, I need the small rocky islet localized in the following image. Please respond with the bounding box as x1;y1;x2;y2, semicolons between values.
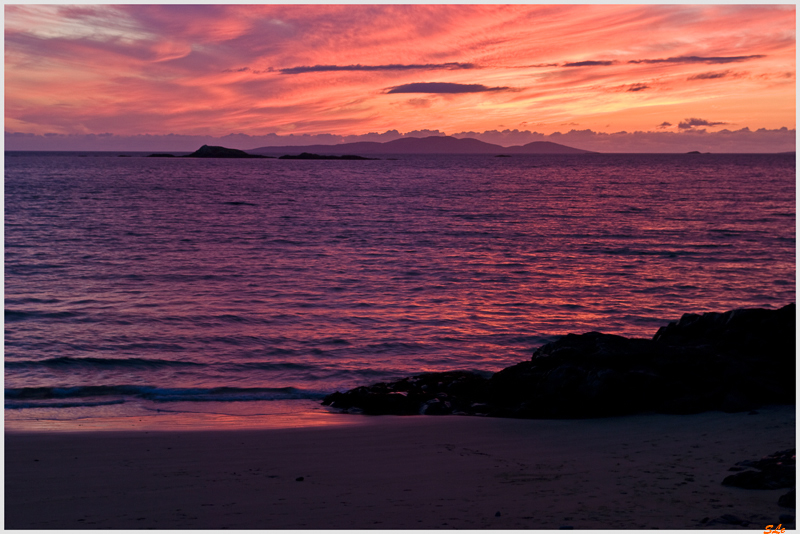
147;145;272;158
322;303;795;418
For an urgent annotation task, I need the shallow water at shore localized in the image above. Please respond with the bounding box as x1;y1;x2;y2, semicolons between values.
3;399;360;432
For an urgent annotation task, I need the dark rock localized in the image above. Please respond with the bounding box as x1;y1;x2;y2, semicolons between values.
779;513;795;523
295;477;304;482
278;152;377;160
488;333;666;418
147;153;176;157
183;145;271;158
706;514;750;527
720;391;759;413
736;449;795;471
500;303;794;418
779;490;796;508
322;371;490;415
723;470;783;489
723;449;795;490
495;511;501;517
321;304;795;419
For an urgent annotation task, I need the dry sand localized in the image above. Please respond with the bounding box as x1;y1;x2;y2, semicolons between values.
5;405;795;529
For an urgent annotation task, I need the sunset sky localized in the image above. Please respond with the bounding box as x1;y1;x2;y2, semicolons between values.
4;4;796;151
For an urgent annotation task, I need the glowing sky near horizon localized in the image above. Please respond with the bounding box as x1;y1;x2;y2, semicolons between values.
4;4;796;137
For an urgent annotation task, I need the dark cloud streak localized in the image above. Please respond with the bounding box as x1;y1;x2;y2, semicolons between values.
385;82;509;94
279;62;476;74
678;117;728;129
560;55;764;69
629;55;764;65
563;60;617;67
687;70;731;80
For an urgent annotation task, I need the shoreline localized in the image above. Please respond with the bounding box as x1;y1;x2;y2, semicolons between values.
6;405;795;529
3;398;361;433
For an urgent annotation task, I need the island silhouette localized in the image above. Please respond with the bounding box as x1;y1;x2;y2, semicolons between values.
252;135;595;156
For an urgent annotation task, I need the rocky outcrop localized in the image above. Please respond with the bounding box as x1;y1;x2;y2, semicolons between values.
183;145;271;158
722;449;795;515
723;449;795;490
322;304;795;418
322;371;490;415
779;490;796;508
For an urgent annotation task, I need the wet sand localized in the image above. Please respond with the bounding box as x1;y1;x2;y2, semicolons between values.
5;405;795;529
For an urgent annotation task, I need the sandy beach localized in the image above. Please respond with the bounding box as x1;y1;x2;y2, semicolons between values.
5;405;795;530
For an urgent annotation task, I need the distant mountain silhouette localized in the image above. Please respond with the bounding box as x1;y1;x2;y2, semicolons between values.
251;136;595;156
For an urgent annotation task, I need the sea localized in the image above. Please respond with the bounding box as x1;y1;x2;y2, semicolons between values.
4;151;796;430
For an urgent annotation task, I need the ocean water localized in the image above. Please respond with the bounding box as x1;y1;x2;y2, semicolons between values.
5;152;795;429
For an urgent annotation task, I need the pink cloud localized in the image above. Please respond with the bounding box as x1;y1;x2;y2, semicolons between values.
4;4;795;146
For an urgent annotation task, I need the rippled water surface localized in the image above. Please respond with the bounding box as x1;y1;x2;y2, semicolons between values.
5;152;795;426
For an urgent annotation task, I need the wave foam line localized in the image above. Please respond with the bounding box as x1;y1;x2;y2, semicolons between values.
4;385;327;404
5;399;126;410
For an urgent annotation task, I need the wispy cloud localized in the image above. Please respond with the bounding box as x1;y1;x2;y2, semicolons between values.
279;62;477;74
687;70;732;80
407;98;432;108
385;82;509;94
627;83;649;92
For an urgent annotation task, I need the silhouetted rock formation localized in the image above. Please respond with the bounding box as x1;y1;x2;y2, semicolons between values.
723;449;796;512
322;304;795;418
779;489;796;508
723;449;795;490
278;152;377;160
183;145;271;158
323;371;491;416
